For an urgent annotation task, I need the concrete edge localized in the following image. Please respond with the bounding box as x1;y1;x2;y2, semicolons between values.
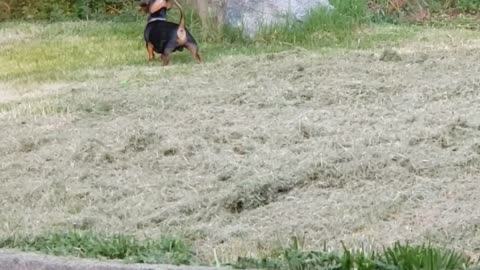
0;250;227;270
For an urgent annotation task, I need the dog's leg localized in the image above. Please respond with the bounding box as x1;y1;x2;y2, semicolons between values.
185;42;202;64
147;42;155;61
161;54;171;66
161;40;177;66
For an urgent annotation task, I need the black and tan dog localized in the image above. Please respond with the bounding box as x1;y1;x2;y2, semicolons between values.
140;0;202;65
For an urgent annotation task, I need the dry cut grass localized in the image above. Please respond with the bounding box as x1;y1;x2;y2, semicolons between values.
1;24;480;265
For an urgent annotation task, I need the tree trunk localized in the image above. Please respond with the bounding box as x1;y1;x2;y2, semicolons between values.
186;0;225;29
195;0;209;27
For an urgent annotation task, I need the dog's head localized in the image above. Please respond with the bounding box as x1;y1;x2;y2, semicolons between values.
139;0;173;14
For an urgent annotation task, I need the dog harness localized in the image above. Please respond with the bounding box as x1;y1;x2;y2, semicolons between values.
147;6;167;24
147;17;166;23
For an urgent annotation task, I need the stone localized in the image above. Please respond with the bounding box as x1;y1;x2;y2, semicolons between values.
224;0;334;37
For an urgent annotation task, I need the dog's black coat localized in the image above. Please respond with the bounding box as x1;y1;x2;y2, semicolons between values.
143;5;199;55
144;15;198;54
140;0;202;64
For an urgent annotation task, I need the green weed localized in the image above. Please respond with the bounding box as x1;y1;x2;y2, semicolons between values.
380;242;474;270
227;237;477;270
254;0;370;47
1;232;478;269
458;0;480;11
0;231;194;265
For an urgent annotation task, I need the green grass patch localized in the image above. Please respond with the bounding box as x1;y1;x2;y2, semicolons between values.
0;20;274;82
0;21;146;82
0;231;194;265
0;21;414;83
3;0;475;84
228;237;478;270
255;0;370;47
427;14;480;30
0;0;420;83
1;232;478;269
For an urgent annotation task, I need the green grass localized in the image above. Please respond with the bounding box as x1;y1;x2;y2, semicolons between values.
1;232;478;269
0;231;194;265
0;20;277;82
0;0;421;83
427;14;480;30
228;237;478;270
10;0;477;84
255;0;370;47
0;21;145;82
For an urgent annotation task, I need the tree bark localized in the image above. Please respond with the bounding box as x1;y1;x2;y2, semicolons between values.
195;0;209;27
186;0;225;29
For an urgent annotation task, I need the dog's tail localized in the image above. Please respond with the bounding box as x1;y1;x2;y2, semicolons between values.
173;0;185;30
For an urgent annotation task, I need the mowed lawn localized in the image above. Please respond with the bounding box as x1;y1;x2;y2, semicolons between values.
1;18;480;269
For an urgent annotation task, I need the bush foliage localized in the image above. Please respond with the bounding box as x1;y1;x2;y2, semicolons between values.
0;0;138;21
0;0;478;22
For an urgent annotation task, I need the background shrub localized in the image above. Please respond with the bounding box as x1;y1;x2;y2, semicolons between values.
1;0;479;22
0;0;138;21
